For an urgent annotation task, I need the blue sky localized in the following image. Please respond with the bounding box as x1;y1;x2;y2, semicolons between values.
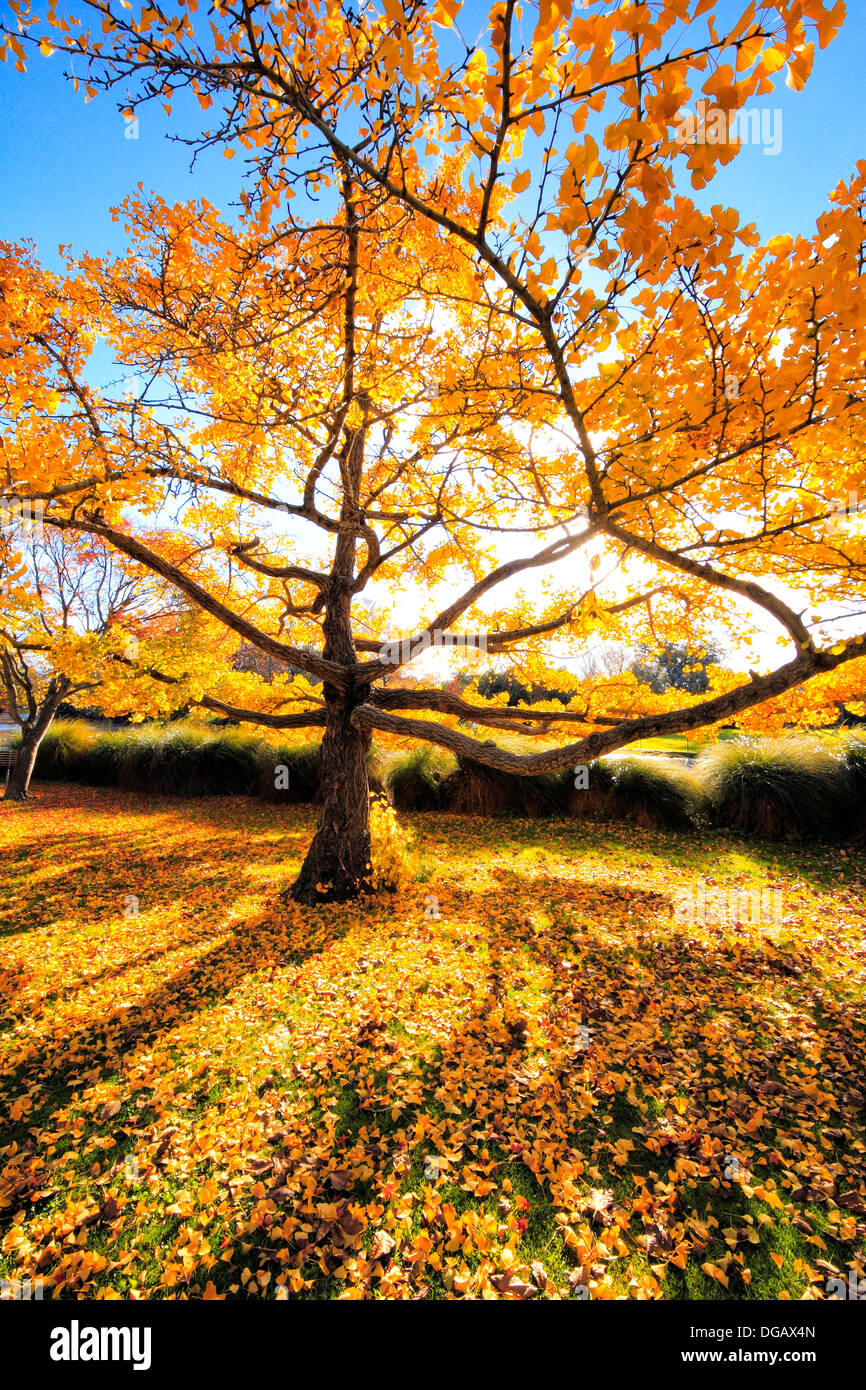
1;6;865;265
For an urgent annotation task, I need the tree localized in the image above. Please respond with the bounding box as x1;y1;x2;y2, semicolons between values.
476;666;575;707
3;1;866;900
576;642;632;681
0;525;185;798
630;641;725;695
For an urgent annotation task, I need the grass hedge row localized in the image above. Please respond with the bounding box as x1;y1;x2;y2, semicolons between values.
21;721;323;803
13;720;866;840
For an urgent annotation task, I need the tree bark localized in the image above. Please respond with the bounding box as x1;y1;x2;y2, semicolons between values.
288;171;376;903
4;718;51;801
288;682;373;903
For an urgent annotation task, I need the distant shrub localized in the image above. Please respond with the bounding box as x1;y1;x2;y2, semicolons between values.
386;745;456;810
76;728;142;788
567;757;616;818
842;734;866;832
28;720;95;780
135;724;213;794
26;718;322;801
184;727;268;797
23;719;862;843
608;756;706;830
443;758;569;817
254;740;322;803
697;736;853;839
366;742;389;795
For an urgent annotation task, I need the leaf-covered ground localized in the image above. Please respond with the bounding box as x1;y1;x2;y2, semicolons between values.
1;784;864;1301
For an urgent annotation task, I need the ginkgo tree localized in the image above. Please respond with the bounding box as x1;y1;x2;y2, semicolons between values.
2;0;866;900
0;528;80;802
0;521;198;799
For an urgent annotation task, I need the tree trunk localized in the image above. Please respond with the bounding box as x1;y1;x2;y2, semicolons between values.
289;173;374;904
3;691;65;802
4;725;45;801
289;684;372;903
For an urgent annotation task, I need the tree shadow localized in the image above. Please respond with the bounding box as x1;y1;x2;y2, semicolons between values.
0;916;235;1030
0;899;349;1220
418;809;866;896
167;871;684;1295
0;813;312;939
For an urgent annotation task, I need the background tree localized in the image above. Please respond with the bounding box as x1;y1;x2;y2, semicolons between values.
476;666;575;707
2;1;866;900
0;525;187;798
630;641;726;695
576;642;632;682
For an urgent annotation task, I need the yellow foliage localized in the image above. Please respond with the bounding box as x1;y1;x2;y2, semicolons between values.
369;793;417;892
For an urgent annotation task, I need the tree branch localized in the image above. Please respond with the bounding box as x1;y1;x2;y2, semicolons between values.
354;640;866;773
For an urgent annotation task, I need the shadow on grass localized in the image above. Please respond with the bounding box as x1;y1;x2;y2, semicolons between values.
0;901;349;1196
194;871;863;1299
0;794;316;941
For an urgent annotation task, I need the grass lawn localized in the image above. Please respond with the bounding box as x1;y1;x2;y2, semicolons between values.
622;730;744;755
485;727;741;758
1;784;864;1301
